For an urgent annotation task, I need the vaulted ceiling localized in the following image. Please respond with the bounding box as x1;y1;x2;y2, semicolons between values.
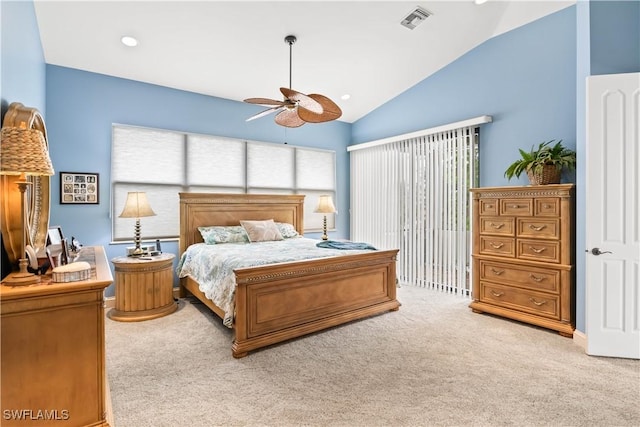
34;1;574;123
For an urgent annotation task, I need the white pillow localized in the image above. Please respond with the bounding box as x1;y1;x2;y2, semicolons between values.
240;219;284;242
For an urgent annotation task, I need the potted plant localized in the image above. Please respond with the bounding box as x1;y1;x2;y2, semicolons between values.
504;140;576;185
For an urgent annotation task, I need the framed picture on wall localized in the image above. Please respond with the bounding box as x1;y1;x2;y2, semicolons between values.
60;172;99;204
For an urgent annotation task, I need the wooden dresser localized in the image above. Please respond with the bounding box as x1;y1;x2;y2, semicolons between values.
469;184;575;337
1;246;113;426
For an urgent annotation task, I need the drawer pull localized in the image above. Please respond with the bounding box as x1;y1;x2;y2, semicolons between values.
490;268;505;275
510;204;523;209
528;246;547;254
490;290;504;297
528;224;547;231
489;242;504;249
529;274;546;282
529;298;547;306
490;223;505;229
543;204;552;209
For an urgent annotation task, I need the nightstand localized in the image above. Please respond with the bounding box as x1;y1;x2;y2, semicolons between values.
108;253;177;322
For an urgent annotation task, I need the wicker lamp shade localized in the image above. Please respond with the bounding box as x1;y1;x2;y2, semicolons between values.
0;127;54;176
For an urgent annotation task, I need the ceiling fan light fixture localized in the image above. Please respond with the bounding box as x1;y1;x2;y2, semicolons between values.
243;35;342;127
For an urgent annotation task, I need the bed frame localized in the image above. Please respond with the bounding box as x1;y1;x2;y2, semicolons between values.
179;193;400;358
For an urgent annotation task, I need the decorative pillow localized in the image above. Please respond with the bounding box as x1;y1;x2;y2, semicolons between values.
240;219;284;242
275;222;300;239
198;225;249;245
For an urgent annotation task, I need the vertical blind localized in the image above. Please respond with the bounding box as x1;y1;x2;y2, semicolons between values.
111;125;336;241
349;117;490;296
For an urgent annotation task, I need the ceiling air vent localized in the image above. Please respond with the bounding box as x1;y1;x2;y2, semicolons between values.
400;6;432;30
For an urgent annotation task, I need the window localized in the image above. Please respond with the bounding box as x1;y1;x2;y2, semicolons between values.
111;124;336;241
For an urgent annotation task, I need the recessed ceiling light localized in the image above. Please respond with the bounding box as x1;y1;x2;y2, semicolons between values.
121;36;138;47
341;94;351;101
474;0;488;4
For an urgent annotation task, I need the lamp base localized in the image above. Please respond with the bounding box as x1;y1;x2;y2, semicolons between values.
2;270;41;286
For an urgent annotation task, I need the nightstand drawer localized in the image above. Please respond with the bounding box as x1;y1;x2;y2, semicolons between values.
479;236;515;257
479;260;560;293
480;217;514;236
518;239;560;263
480;282;559;319
517;218;560;239
500;198;533;216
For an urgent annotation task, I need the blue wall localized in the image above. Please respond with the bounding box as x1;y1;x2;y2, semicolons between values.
0;0;46;117
352;6;577;189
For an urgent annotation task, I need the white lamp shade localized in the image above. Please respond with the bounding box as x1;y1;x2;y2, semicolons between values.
314;195;336;214
119;192;156;218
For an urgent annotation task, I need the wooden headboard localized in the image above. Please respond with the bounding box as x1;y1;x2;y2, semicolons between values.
179;193;305;254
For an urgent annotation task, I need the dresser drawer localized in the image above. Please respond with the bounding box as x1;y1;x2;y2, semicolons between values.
517;218;560;239
478;260;560;293
480;217;514;236
479;282;559;319
479;199;499;215
479;236;515;257
535;198;560;216
500;199;533;216
518;239;560;263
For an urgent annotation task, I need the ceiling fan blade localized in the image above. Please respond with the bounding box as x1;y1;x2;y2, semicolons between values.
244;97;286;107
280;88;323;114
297;94;343;123
275;108;306;128
246;106;284;122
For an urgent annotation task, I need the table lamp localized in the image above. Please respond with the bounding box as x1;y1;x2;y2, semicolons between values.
0;124;55;285
314;195;336;241
119;192;156;256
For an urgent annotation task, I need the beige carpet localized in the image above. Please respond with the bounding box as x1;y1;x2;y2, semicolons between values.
105;285;639;427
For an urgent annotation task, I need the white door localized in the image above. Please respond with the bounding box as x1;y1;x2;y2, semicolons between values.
586;72;640;359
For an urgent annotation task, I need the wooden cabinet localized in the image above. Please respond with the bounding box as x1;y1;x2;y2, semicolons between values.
108;253;177;322
469;185;575;337
0;246;113;426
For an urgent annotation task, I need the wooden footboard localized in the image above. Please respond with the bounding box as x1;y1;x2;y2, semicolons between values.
232;248;399;357
181;248;399;358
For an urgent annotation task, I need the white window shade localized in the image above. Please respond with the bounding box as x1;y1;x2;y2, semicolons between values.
111;124;336;241
296;149;335;190
247;142;294;190
112;126;184;184
187;135;245;187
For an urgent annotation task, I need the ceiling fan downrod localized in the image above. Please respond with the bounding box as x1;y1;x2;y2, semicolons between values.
285;35;296;90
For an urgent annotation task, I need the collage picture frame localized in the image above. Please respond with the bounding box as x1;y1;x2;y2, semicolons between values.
60;172;99;204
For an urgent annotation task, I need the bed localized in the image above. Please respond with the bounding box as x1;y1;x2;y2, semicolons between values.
178;193;400;358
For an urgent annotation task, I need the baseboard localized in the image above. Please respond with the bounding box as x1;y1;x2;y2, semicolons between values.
573;329;587;351
104;287;181;309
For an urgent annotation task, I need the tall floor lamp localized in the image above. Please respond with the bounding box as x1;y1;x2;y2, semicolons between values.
314;195;336;241
119;192;156;256
0;125;55;285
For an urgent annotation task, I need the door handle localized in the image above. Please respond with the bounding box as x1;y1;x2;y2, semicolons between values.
591;247;613;256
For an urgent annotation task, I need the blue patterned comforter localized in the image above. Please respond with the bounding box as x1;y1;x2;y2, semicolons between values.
176;237;375;327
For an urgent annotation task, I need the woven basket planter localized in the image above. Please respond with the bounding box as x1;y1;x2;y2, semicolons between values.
527;164;561;185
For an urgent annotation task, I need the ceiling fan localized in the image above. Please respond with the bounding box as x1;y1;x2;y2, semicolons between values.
244;35;342;128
